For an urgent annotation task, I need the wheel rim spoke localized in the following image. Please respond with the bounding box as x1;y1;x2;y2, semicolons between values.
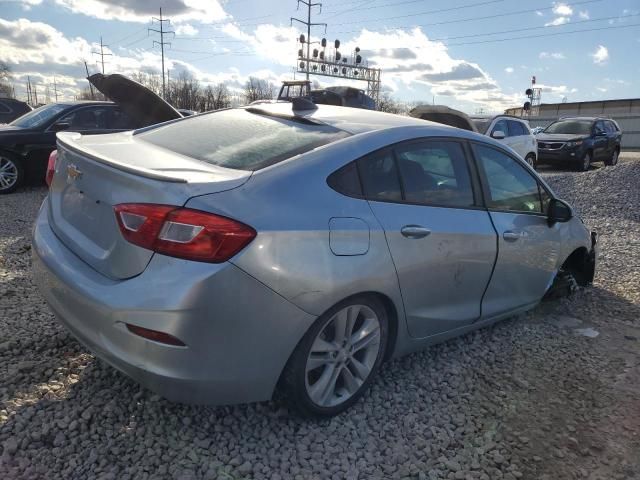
333;305;359;345
309;363;340;405
351;317;380;353
348;356;371;381
340;365;362;395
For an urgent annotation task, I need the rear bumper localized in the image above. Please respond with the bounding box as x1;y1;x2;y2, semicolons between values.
32;201;316;405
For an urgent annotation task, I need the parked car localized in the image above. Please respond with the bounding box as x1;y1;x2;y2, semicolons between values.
409;106;539;169
0;73;181;194
33;101;597;417
531;126;545;135
536;117;622;171
0;97;32;124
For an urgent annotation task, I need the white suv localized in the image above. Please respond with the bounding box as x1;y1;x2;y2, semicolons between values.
409;106;539;169
470;115;538;168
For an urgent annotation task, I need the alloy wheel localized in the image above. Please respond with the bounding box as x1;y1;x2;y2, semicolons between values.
305;304;381;408
582;152;591;171
0;157;19;191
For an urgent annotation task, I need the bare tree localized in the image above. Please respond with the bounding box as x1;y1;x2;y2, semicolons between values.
0;61;14;98
201;83;231;111
377;91;409;115
166;71;201;111
243;77;276;104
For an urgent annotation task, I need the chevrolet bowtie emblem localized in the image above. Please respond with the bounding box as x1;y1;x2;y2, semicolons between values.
67;164;82;181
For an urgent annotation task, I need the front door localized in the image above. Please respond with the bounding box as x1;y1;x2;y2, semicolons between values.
472;143;561;317
359;140;497;338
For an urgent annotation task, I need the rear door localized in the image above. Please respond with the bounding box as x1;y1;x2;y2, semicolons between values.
592;120;608;160
472;143;560;317
362;139;497;338
507;120;529;158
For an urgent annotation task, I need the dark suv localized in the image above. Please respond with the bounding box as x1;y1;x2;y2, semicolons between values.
536;117;622;171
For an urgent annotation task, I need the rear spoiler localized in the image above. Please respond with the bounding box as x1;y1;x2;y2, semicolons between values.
57;132;187;183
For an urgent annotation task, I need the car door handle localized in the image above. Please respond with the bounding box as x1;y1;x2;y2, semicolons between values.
503;230;525;241
401;225;431;239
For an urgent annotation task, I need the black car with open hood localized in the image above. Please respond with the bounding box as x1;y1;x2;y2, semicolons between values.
0;74;183;194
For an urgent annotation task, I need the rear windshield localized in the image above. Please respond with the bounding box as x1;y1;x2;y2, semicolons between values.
544;120;592;135
137;108;349;171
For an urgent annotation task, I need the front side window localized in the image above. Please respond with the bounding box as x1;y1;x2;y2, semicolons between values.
394;140;474;207
357;148;402;202
474;144;544;214
59;107;109;131
594;121;606;135
492;119;509;137
138;109;349;171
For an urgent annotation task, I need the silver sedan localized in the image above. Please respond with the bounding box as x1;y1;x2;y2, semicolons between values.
32;102;597;417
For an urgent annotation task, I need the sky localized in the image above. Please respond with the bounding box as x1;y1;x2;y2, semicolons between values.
0;0;638;113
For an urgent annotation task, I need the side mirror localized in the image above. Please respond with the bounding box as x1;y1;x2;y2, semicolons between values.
548;198;573;225
491;130;506;139
51;122;70;132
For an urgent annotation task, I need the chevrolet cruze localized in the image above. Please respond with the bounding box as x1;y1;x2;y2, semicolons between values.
32;101;597;417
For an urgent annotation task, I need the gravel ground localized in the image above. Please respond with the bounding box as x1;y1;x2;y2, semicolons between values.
1;153;639;480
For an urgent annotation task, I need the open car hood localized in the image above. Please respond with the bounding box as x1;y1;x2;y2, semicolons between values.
409;105;478;132
87;73;182;127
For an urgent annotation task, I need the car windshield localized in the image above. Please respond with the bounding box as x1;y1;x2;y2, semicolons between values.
544;120;592;135
471;118;491;133
137;108;350;171
10;103;69;128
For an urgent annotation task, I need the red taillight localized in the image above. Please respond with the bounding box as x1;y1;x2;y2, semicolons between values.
45;150;57;187
114;203;256;263
126;324;186;346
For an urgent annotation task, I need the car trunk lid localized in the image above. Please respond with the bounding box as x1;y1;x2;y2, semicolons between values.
48;131;251;280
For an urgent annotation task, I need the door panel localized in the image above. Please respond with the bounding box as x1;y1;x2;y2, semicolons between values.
370;201;497;337
359;140;497;338
482;212;560;317
473;143;561;317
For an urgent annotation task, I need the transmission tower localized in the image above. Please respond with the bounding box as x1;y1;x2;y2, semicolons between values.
291;0;326;80
149;8;174;99
92;36;112;74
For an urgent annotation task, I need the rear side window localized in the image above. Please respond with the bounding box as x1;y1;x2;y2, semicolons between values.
394;140;474;207
327;162;362;197
0;102;10;114
508;120;526;136
357;148;402;202
605;121;618;133
137;109;349;171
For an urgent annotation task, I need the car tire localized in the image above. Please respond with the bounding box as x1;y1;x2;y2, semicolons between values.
524;153;537;170
576;151;591;172
0;153;24;194
604;148;619;166
279;295;388;418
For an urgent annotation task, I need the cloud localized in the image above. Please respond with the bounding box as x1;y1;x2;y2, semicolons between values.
535;10;544;16
591;45;609;65
420;62;485;82
552;3;573;16
578;10;590;20
597;87;607;92
175;24;198;36
539;51;565;60
545;17;570;26
504;67;514;74
53;0;228;23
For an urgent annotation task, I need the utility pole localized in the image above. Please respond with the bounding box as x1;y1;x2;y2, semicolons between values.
291;0;326;80
149;8;174;99
92;36;112;74
53;76;59;102
84;61;96;99
26;77;32;106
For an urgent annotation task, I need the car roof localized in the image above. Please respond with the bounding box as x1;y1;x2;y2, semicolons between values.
556;116;608;121
244;102;437;135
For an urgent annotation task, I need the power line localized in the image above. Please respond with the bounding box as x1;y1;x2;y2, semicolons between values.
443;21;640;46
149;7;174;99
331;0;603;31
92;36;112;74
430;12;640;41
